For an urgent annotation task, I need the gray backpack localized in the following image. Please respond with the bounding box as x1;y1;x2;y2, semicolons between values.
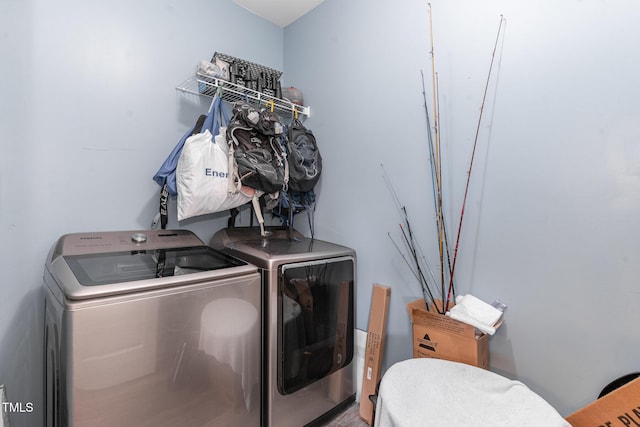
226;102;288;195
286;118;322;193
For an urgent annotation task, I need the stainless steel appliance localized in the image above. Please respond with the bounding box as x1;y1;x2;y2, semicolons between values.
210;227;356;427
43;229;262;426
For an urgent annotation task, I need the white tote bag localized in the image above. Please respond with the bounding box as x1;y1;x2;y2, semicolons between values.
176;127;256;221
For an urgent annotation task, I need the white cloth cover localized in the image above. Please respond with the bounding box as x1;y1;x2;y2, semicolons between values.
198;298;259;411
446;294;503;335
176;129;255;221
374;358;570;427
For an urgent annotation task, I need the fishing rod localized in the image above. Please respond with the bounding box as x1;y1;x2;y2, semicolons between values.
445;15;506;309
400;207;441;306
381;163;440;284
381;164;438;284
387;231;439;311
382;164;441;311
397;222;440;312
421;69;454;305
388;232;422;282
421;69;439;231
399;222;442;313
428;3;447;306
435;70;455;302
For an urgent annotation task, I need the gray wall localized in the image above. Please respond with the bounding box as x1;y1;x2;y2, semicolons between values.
0;1;282;425
285;0;640;418
1;0;639;424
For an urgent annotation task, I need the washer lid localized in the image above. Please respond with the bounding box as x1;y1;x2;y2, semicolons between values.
45;230;256;299
64;245;246;287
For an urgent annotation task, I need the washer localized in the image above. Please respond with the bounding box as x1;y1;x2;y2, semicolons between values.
210;227;356;427
43;229;261;427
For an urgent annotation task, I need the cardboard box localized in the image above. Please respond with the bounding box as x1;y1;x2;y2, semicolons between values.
359;284;391;425
565;377;640;427
407;299;499;369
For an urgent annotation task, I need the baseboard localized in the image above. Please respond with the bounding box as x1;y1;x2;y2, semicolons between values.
354;329;367;402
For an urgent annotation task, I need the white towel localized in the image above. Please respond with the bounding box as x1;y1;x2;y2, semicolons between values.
198;59;227;79
447;310;497;335
446;294;503;335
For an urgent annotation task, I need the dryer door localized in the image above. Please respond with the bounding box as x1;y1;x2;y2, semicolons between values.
278;256;354;395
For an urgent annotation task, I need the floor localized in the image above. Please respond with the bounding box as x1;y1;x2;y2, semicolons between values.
319;401;370;427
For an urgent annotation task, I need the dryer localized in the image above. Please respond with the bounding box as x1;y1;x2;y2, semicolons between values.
43;229;261;426
210;227;356;427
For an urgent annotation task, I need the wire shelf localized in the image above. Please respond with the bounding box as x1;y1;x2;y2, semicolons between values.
176;73;310;118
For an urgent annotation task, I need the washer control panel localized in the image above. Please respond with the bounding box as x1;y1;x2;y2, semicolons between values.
52;229;204;257
131;233;148;244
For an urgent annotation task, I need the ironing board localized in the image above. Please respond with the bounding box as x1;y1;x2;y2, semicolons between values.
374;358;570;427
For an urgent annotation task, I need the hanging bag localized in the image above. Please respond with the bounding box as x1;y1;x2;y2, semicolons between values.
225;101;289;236
286;117;322;192
176;95;256;221
271;115;321;237
152;113;207;229
226;102;288;194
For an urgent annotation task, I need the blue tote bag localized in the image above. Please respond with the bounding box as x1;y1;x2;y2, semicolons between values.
153;94;227;196
152;95;228;228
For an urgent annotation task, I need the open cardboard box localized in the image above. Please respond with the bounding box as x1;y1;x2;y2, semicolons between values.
565;377;640;426
406;298;503;369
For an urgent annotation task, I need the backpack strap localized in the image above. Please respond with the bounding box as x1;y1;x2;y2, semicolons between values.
159;183;169;229
289;190;316;240
202;94;228;135
155;249;166;277
305;193;316;239
227;207;240;227
288;190;296;239
251;194;268;236
270;135;289;191
192;114;207;136
227;135;242;193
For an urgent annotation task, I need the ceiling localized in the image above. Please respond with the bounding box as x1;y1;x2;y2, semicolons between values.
233;0;326;28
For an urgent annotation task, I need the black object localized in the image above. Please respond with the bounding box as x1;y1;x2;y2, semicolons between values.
598;372;640;398
418;333;436;352
227;102;287;194
213;52;282;97
286;118;322;193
